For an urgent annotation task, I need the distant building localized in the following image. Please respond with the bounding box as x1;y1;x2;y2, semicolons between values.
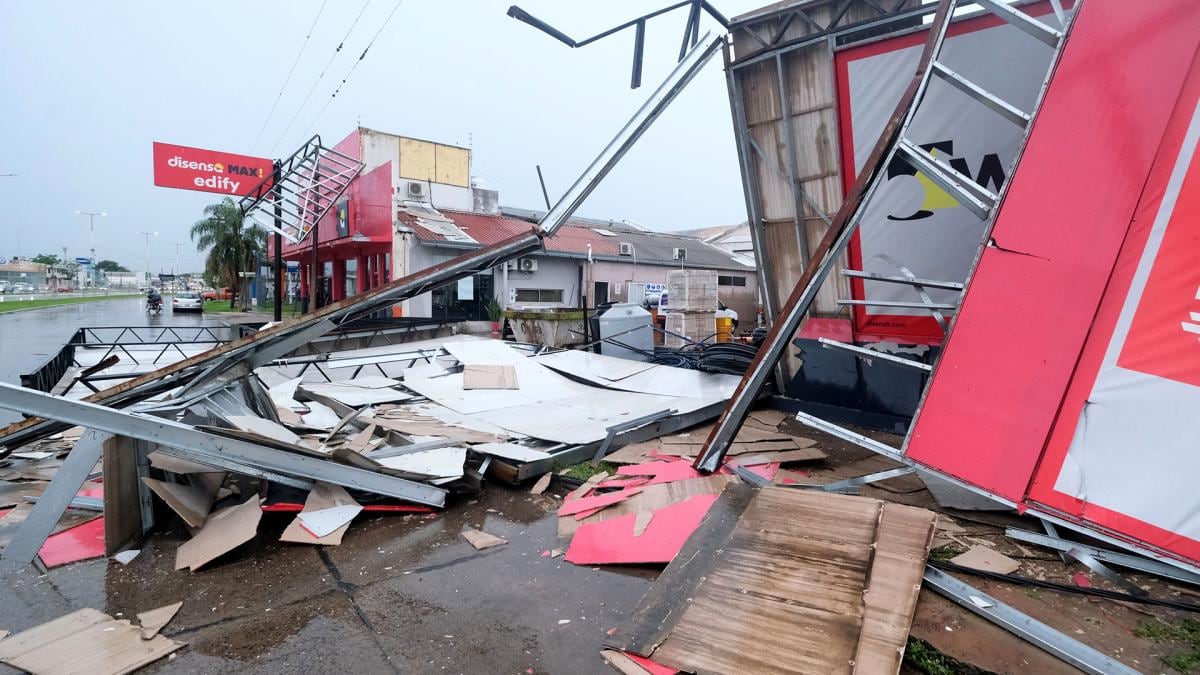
104;271;140;289
0;259;50;288
680;222;755;265
271;127;759;322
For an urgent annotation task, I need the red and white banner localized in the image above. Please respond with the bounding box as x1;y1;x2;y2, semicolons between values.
835;5;1062;344
903;0;1200;567
152;142;272;197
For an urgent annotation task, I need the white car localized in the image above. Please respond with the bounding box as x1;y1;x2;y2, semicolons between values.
171;292;203;313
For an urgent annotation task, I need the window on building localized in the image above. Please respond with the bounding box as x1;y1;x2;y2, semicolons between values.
718;275;747;287
514;288;563;303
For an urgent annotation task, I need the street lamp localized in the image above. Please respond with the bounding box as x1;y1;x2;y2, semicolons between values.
75;210;106;286
137;231;158;286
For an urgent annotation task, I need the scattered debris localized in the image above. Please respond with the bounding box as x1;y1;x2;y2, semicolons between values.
136;601;182;640
461;528;507;550
0;608;184;674
462;364;519;390
950;545;1021;575
111;549;140;565
609;485;937;673
175;498;262;572
530;473;552;495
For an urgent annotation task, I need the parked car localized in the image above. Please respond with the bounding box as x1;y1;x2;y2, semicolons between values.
172;292;203;313
201;287;232;301
11;282;34;294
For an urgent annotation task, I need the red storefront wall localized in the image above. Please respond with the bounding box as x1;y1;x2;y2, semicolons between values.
268;130;395;307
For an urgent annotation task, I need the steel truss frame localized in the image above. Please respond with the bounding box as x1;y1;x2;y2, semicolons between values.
237;135;364;244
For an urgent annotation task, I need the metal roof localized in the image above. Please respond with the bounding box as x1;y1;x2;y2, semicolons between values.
399;209;754;272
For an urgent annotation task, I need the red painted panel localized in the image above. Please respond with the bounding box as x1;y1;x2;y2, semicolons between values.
564;494;718;565
39;517;106;568
1028;49;1200;563
281;159;394;257
905;0;1200;500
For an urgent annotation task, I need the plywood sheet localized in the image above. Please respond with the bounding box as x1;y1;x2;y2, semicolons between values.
462;528;506;550
142;477;213;528
0;608;183;675
175;498;261;572
612;487;935;675
137;601;182;640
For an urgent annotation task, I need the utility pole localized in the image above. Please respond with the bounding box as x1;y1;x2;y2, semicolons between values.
273;161;283;322
171;242;184;276
75;210;106;286
171;242;186;290
137;231;158;287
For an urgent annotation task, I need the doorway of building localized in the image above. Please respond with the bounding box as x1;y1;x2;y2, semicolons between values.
594;281;610;307
432;272;495;320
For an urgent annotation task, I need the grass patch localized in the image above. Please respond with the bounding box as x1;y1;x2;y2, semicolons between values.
904;637;984;675
1136;619;1200;673
929;545;959;561
0;294;140;314
200;301;301;315
561;461;618;482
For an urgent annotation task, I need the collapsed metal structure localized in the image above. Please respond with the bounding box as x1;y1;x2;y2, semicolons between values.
696;0;1071;471
0;33;723;457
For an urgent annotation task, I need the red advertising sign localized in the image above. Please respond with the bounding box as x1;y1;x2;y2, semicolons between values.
152;142;273;197
1118;162;1200;388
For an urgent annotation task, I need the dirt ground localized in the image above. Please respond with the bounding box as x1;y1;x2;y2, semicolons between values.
1;420;1197;674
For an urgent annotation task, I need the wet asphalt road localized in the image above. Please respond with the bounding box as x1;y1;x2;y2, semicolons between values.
0;296;225;424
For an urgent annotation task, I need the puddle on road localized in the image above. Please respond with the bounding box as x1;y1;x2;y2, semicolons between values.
1;482;658;671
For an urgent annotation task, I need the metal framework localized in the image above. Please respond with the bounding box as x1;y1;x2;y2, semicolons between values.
0;382;448;508
923;566;1140;675
696;0;1072;472
0;34;724;456
237;135;364;244
507;1;729;88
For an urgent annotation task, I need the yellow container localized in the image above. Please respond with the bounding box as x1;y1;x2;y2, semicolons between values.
716;316;734;343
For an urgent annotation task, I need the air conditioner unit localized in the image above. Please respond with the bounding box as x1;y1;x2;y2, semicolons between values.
672;247;687;261
518;257;538;273
405;181;427;199
618;242;634;256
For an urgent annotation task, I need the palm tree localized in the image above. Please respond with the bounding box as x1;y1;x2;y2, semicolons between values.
190;197;266;310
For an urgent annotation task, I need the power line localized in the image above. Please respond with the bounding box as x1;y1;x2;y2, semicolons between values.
295;0;405;143
250;0;330;153
268;0;373;156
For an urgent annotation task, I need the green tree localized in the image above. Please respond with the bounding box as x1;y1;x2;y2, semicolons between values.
190;197;265;310
31;253;59;266
95;259;129;272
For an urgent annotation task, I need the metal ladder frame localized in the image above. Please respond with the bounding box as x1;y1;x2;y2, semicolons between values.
237;136;364;244
695;0;1074;472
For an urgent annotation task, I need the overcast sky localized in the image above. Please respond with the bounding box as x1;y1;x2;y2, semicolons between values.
0;1;766;277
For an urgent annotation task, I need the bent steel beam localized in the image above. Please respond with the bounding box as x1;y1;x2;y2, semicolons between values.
0;34;723;454
0;382;448;507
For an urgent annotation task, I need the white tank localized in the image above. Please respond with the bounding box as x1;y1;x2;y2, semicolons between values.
596;303;653;361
